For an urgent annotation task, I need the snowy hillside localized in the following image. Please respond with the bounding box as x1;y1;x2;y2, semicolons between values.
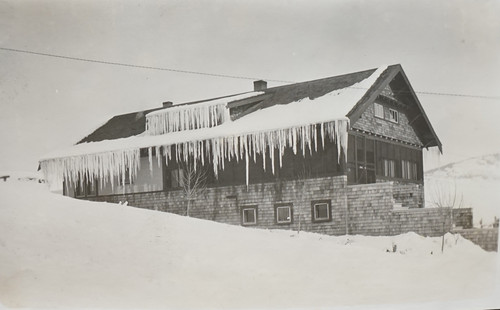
0;173;499;309
425;153;500;226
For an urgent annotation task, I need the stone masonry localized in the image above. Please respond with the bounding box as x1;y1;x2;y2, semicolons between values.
86;176;470;239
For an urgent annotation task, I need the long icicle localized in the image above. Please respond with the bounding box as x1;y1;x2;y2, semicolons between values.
40;120;349;189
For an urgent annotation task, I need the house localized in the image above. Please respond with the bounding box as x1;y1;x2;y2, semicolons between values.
40;64;471;236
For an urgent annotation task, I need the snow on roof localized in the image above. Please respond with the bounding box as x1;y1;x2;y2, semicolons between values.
146;91;265;117
144;92;265;136
41;66;387;161
39;66;388;187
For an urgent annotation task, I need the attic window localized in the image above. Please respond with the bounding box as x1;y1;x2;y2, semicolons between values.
389;109;399;123
374;103;384;119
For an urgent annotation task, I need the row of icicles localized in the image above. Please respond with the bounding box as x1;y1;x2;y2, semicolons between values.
40;119;349;189
145;102;230;135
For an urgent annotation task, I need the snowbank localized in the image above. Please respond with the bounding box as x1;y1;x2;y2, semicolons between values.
0;176;498;309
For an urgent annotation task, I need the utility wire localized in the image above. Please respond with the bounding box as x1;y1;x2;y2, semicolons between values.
2;46;499;100
0;47;292;83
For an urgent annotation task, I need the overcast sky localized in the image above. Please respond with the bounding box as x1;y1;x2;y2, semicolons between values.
1;0;499;172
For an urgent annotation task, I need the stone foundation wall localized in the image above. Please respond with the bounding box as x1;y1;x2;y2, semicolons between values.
452;228;498;252
346;183;394;235
391;183;424;208
87;175;350;235
389;208;453;237
452;208;473;229
86;178;474;241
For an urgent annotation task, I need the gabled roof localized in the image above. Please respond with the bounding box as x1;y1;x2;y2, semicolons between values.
77;67;376;144
76;64;441;151
346;64;442;152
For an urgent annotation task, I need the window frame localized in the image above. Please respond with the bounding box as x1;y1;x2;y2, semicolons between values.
241;205;258;226
311;199;332;223
274;203;293;225
388;108;399;123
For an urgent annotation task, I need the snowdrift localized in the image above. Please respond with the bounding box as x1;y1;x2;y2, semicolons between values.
0;174;498;309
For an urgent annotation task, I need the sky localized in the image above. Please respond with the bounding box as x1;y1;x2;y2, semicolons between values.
0;0;499;172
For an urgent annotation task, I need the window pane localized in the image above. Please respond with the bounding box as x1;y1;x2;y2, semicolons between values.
315;203;329;220
277;206;291;223
243;209;256;224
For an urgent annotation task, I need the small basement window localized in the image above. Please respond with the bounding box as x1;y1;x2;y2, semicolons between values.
275;203;293;224
388;109;399;123
241;206;258;226
374;103;384;119
311;200;331;222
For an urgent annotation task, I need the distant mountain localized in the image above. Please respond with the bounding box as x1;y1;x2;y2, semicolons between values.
425;153;500;227
425;153;500;180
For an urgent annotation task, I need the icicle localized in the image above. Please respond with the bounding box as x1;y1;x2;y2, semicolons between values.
145;102;230;135
148;147;153;175
155;146;161;169
40;119;350;191
245;141;249;189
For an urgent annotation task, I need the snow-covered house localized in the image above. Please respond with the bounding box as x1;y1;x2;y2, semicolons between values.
40;64;456;236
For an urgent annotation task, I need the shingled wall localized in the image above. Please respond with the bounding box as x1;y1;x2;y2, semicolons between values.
85;176;476;241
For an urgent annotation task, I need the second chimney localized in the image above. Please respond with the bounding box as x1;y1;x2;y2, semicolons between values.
253;80;267;91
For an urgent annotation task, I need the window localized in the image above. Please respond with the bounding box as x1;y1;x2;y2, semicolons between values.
170;168;185;188
241;206;257;226
275;203;293;224
374;103;384;118
119;168;132;185
347;134;376;184
402;160;418;180
311;200;331;222
75;176;97;198
388;109;399;123
383;159;396;178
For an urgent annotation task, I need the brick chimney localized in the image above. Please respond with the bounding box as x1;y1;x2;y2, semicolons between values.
162;101;173;108
253;80;267;91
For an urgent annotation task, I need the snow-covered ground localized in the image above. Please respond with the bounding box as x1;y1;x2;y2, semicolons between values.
425;153;500;227
0;172;499;309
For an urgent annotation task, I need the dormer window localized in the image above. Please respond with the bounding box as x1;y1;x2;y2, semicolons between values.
389;109;399;123
374;103;384;119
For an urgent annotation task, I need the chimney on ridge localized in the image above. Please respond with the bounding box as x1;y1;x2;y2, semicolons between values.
162;101;173;108
253;80;267;91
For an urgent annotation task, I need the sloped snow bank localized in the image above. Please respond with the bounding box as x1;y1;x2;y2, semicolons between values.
0;177;498;309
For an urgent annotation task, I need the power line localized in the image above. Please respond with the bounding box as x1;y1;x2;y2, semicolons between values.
0;47;292;84
2;46;499;100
